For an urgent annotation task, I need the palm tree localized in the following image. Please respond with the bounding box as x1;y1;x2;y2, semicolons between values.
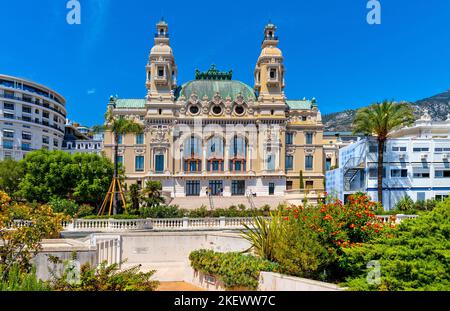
352;100;414;205
142;180;164;208
94;106;143;215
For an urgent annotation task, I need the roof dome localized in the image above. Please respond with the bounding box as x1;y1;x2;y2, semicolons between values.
177;80;256;102
260;46;282;58
150;43;173;55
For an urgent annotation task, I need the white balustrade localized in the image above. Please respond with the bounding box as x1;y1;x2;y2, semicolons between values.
5;215;418;232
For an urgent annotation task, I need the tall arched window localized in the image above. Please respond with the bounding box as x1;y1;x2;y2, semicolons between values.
229;136;247;172
183;135;202;172
207;136;224;172
266;146;276;171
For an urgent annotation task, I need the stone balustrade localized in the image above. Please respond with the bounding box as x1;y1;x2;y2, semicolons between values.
6;215;418;233
376;214;419;224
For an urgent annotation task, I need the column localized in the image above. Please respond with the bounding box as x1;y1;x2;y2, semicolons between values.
224;144;229;172
202;144;207;172
248;146;253;171
149;148;153;173
180;148;184;172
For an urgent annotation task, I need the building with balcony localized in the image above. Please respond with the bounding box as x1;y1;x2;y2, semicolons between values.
62;120;103;155
0;74;66;160
102;20;325;208
326;111;450;209
323;131;365;172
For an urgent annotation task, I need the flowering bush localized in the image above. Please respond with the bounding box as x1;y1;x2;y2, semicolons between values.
0;191;68;279
241;193;387;281
286;194;385;252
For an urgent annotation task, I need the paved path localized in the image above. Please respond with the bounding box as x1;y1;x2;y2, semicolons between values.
157;282;204;291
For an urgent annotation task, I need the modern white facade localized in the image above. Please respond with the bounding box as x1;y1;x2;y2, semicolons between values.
0;74;66;160
326;112;450;210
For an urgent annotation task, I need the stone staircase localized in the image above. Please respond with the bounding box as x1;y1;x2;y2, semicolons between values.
170;196;286;210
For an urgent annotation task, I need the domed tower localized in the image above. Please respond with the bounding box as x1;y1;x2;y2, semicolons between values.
146;18;178;102
254;23;285;103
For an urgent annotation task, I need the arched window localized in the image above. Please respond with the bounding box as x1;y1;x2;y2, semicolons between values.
207;136;224;172
266;146;276;171
229;136;247;172
183;135;202;172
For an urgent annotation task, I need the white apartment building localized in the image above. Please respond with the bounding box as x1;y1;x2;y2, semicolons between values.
326;111;450;210
62;120;103;155
0;74;67;160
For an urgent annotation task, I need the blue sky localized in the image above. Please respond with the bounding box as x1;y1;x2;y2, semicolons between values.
1;0;449;126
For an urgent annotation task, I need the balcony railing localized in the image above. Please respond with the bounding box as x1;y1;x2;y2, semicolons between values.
0;93;66;118
0;81;64;106
0;115;64;134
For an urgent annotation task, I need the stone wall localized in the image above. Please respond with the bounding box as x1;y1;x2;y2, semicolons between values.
113;231;250;281
258;272;345;291
32;239;97;281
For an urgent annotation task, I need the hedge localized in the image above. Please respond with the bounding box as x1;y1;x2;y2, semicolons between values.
189;249;279;289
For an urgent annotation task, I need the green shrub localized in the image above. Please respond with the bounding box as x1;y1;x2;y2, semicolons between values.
50;259;159;291
340;197;450;290
376;197;438;215
82;214;142;219
0;264;50;291
272;213;334;280
238;204;246;211
49;198;79;217
394;196;414;212
187;205;209;218
189;250;279;289
76;204;95;218
413;199;436;212
139;205;185;218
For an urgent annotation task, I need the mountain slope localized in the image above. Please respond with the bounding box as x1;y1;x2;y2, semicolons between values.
322;89;450;132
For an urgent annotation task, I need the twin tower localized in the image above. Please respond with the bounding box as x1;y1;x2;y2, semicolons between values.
145;19;286;104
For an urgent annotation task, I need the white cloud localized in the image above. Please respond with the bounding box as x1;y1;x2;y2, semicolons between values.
87;88;96;95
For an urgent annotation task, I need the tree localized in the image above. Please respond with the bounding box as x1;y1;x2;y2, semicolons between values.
17;150;75;203
94;105;143;214
127;184;141;215
0;159;23;200
0;191;67;280
352;101;414;205
16;150;114;206
141;180;164;209
70;153;115;206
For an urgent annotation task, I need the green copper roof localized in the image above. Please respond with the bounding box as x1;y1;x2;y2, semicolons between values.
286;99;317;110
178;79;256;101
115;99;146;108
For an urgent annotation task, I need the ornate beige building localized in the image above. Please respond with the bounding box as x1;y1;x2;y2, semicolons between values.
103;20;324;208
